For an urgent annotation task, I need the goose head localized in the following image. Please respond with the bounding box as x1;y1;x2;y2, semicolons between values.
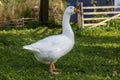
65;6;80;15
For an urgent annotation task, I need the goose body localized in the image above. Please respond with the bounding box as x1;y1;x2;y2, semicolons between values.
23;6;79;74
23;34;74;64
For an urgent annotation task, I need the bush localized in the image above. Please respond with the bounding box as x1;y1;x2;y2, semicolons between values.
25;20;41;29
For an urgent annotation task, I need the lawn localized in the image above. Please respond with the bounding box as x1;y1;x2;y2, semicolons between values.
0;20;120;80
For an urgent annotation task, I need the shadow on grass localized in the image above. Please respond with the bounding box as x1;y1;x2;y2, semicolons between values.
58;43;120;76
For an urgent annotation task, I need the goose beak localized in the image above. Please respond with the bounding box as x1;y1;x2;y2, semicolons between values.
74;8;80;13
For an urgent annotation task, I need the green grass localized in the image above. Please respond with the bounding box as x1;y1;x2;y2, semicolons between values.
0;20;120;80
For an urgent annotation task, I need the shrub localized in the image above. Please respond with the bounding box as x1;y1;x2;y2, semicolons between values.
25;20;41;29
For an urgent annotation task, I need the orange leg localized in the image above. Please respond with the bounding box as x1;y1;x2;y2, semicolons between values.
49;62;53;73
49;61;60;74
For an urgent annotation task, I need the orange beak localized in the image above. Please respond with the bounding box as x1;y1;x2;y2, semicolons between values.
74;8;80;13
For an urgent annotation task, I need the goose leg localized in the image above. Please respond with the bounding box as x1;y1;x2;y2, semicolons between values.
49;62;60;74
52;63;61;72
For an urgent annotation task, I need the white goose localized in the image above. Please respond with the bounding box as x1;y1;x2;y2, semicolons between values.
23;6;79;74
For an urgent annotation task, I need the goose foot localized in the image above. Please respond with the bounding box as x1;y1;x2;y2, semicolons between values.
53;68;61;72
49;62;61;75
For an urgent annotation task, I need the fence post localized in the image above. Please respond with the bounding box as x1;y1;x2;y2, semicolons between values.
22;18;25;26
77;2;84;28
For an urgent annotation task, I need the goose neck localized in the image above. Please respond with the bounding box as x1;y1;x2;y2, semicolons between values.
62;14;74;41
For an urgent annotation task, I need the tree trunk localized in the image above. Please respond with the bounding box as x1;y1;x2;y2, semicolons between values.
39;0;49;24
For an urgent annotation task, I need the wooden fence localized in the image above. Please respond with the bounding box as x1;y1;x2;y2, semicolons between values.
0;18;33;27
77;2;120;28
1;3;120;28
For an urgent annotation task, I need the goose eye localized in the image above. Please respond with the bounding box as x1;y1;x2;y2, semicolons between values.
70;7;72;9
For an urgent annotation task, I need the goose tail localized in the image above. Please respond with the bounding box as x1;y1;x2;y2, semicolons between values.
23;45;39;52
23;45;32;50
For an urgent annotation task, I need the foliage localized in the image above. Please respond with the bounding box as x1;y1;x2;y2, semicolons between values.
0;20;120;80
0;0;66;24
25;19;61;29
25;20;41;29
0;0;39;20
45;20;61;28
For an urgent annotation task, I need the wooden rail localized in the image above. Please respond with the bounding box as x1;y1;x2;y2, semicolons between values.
84;17;120;21
83;6;120;9
0;18;33;27
77;2;120;28
84;11;120;15
92;13;120;28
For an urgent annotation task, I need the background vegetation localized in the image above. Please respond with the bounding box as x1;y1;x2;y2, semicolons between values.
0;0;65;23
0;19;119;80
0;0;39;20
